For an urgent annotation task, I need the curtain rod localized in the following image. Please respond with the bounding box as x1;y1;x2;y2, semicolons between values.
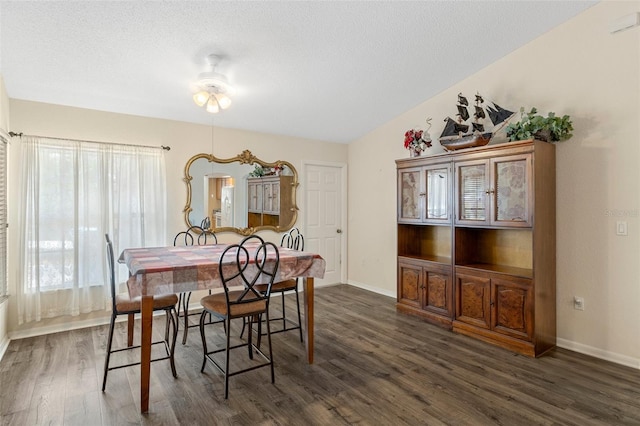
8;131;171;151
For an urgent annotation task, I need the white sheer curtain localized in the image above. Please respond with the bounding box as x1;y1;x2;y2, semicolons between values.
18;136;166;323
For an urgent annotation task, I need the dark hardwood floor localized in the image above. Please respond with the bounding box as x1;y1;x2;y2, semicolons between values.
1;284;639;425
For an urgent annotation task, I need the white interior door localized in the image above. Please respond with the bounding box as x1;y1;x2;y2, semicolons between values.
303;163;345;286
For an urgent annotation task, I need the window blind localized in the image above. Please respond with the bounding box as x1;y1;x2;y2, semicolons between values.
460;165;486;220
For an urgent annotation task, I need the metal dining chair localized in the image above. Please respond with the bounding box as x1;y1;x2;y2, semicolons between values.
102;234;178;391
173;225;218;344
199;235;279;398
249;228;304;342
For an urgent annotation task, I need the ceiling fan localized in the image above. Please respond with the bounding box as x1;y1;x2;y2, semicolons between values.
192;54;235;113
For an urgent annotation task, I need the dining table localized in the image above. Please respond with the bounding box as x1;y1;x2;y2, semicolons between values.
118;242;326;413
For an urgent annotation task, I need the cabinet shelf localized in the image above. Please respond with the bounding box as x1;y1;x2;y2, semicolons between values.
455;263;533;279
398;224;451;262
399;254;451;265
455;227;532;271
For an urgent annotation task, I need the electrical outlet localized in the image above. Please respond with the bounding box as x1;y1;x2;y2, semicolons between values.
573;296;585;311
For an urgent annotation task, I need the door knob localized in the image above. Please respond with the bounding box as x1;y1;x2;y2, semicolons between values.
336;229;342;234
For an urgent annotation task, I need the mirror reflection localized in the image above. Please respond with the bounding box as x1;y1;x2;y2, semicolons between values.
183;150;298;235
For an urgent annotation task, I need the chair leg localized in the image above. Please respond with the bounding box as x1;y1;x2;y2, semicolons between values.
280;291;287;331
239;317;246;339
177;293;183;319
247;316;254;360
294;286;303;342
257;314;262;349
199;311;208;373
182;292;192;344
102;314;116;392
127;313;134;347
168;309;178;378
165;308;170;342
265;310;275;384
224;317;231;399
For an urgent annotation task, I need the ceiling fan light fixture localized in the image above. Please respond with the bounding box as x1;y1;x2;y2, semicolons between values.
193;91;209;107
193;54;234;113
216;93;232;110
206;96;220;114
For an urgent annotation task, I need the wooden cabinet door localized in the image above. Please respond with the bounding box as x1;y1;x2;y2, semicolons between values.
455;272;491;329
397;167;424;223
262;181;273;213
491;276;533;341
262;180;280;215
423;266;452;317
490;154;532;227
397;259;422;309
247;180;262;213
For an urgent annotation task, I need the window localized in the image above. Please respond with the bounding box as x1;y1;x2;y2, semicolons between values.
18;136;166;323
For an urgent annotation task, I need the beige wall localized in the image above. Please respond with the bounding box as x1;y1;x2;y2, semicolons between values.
6;99;347;336
0;76;8;130
348;1;640;366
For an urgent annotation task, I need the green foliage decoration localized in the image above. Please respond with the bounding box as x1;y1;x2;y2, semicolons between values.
248;165;265;177
506;107;573;142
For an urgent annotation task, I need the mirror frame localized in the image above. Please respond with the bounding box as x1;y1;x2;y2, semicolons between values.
183;150;299;236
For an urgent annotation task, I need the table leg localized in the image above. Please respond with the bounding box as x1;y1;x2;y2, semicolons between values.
140;295;153;413
303;277;314;364
127;313;134;347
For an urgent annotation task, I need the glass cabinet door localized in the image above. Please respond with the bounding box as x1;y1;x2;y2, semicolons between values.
398;168;422;222
425;166;450;222
457;162;488;223
492;154;532;227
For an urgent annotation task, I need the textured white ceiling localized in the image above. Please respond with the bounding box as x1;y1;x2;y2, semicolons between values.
0;1;597;144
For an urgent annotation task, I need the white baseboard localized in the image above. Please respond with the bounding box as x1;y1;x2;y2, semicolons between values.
557;337;640;370
0;334;9;364
8;311;168;341
9;316;112;341
346;280;396;299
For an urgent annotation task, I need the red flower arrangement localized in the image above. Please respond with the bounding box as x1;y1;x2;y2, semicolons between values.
404;128;432;152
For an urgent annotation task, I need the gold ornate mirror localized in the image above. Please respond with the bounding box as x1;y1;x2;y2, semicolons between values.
183;150;298;235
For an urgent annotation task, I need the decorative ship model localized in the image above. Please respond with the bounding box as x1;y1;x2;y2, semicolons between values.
439;93;514;151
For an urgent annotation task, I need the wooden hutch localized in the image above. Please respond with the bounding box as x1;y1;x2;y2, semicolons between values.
396;139;556;357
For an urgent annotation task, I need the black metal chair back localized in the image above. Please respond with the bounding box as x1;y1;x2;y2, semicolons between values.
198;228;217;245
201;216;211;230
174;225;217;246
281;227;304;251
173;225;218;246
173;229;196;246
219;235;280;310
